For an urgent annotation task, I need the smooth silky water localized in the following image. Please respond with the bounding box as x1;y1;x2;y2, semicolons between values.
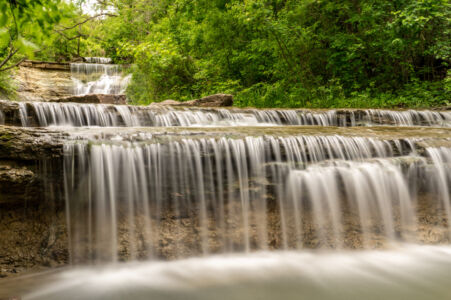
70;61;131;95
0;245;450;300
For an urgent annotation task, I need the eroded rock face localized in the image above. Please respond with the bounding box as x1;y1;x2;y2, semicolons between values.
0;126;65;160
50;94;127;105
14;66;73;101
19;60;70;71
0;126;67;278
0;201;68;278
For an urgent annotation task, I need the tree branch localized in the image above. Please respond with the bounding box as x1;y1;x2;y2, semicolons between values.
0;57;26;72
0;46;19;71
53;29;87;41
56;13;118;32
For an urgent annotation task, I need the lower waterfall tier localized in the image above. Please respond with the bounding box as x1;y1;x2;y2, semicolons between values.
0;125;450;275
62;129;451;263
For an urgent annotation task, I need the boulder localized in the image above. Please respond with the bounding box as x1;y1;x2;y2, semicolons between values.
51;94;127;105
190;93;234;107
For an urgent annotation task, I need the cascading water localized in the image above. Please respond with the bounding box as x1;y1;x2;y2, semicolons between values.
62;133;451;264
18;102;29;126
6;101;451;127
70;59;131;95
83;57;112;64
1;80;451;299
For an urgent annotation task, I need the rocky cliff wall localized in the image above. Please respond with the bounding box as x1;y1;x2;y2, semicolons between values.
13;66;73;101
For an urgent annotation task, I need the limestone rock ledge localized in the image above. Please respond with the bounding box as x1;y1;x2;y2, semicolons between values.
50;94;127;105
13;66;73;101
153;93;234;107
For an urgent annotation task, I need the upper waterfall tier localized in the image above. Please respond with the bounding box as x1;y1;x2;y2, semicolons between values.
1;101;450;127
83;57;112;64
70;62;130;95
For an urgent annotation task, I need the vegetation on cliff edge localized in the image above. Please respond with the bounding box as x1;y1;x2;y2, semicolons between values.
0;0;450;108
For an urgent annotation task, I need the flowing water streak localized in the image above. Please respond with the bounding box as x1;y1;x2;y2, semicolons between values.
286;159;417;247
426;147;451;238
64;135;420;262
18;102;28;126
71;63;130;95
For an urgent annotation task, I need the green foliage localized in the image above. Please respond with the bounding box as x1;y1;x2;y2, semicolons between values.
96;0;449;107
0;0;77;95
0;0;72;61
1;0;449;108
0;70;15;98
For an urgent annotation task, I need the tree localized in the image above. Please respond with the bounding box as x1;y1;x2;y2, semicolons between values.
0;0;71;71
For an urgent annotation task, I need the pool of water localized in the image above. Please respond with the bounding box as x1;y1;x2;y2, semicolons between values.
2;245;451;300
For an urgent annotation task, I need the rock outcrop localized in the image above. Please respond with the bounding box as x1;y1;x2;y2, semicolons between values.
14;66;73;101
19;60;70;71
50;94;127;105
0;126;66;160
0;126;68;278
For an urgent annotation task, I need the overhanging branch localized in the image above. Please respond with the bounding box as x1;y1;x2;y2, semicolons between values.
0;45;19;71
0;57;26;72
56;13;118;32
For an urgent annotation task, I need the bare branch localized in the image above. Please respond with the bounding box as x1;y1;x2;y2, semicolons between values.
0;46;19;71
53;29;87;41
0;57;27;72
56;13;118;32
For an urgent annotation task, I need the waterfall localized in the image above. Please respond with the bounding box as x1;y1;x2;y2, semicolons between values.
18;102;28;126
70;60;130;95
366;109;451;127
8;102;451;127
84;57;112;64
63;134;451;263
425;147;451;238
